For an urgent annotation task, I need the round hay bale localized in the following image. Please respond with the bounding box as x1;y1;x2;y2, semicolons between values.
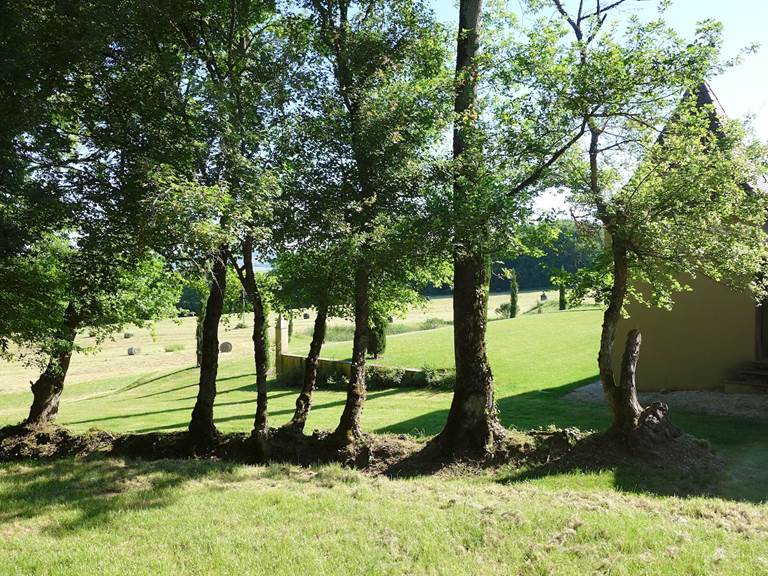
219;341;233;353
127;347;141;356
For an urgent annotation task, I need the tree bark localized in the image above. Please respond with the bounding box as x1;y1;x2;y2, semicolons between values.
232;236;270;438
438;252;504;455
616;328;644;428
25;302;78;426
188;248;227;446
195;298;206;368
285;303;328;433
334;266;369;443
597;234;631;429
250;288;269;436
434;0;505;456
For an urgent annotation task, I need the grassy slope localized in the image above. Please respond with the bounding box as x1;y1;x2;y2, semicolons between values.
2;303;768;574
1;307;767;501
0;291;551;393
0;310;601;437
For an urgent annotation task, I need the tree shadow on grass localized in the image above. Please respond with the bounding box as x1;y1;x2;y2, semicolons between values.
100;367;199;397
64;390;300;429
377;375;607;437
0;457;241;535
497;429;731;496
128;388;405;433
379;375;768;503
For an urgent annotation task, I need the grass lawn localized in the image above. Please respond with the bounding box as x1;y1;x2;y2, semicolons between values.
2;300;768;574
3;458;768;576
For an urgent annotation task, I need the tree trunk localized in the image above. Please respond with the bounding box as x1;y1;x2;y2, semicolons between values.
437;252;504;455
25;302;78;426
285;303;328;433
434;0;504;456
616;328;644;427
251;289;269;436
598;236;680;445
597;236;639;431
334;266;369;443
234;236;270;439
188;249;227;446
195;298;206;368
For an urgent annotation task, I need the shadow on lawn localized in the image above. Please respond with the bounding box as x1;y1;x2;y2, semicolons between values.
64;390;299;429
0;458;239;535
377;375;608;437
128;388;404;433
380;375;768;504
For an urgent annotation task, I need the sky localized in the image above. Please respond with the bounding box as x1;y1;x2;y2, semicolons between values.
429;0;768;141
428;0;768;213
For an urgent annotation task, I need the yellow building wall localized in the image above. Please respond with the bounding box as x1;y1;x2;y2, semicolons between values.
614;277;756;391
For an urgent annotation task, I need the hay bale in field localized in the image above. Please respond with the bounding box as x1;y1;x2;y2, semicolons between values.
219;341;233;353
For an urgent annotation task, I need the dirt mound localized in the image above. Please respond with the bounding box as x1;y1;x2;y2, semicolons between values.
520;429;724;491
0;423;722;488
0;424;114;461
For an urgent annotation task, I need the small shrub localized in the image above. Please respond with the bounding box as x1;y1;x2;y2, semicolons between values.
421;366;455;390
234;322;247;330
495;302;512;319
164;344;184;353
123;332;134;339
367;314;387;359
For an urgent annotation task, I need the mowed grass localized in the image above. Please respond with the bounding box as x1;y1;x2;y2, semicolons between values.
0;308;600;437
2;298;768;574
3;458;768;576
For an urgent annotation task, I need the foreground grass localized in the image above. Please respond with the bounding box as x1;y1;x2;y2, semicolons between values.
1;458;767;576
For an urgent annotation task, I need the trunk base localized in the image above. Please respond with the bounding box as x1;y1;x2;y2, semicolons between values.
431;415;508;459
609;401;682;454
187;418;220;452
250;428;271;462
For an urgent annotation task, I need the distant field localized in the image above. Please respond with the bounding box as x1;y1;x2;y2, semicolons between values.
0;290;556;393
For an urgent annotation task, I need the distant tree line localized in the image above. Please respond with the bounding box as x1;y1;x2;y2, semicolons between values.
422;220;603;294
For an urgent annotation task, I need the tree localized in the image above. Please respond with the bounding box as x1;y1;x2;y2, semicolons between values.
141;0;305;446
303;0;451;444
556;0;768;444
0;0;189;427
435;0;588;456
272;248;352;433
0;238;180;426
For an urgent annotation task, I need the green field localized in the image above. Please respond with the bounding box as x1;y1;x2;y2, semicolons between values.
2;295;768;574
